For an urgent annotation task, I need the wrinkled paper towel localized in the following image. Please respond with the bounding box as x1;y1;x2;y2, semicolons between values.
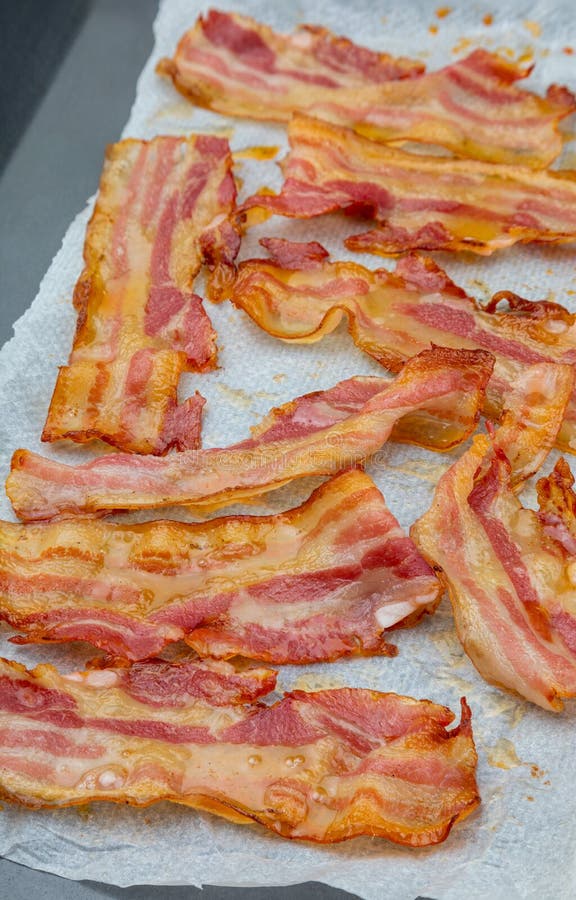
0;0;575;896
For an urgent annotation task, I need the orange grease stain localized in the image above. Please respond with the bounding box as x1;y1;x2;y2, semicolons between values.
234;145;280;161
429;24;439;35
523;20;542;38
436;6;452;18
483;13;494;25
452;37;473;55
564;46;574;55
240;187;275;231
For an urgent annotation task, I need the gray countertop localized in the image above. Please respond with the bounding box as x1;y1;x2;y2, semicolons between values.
0;1;363;896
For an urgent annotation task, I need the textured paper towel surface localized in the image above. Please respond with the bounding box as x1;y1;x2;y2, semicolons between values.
1;0;576;896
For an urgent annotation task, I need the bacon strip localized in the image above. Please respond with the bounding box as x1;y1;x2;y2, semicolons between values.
7;347;493;522
232;244;576;461
411;402;576;709
0;656;480;845
0;471;440;662
42;135;240;455
157;10;423;117
159;15;574;168
242;115;576;256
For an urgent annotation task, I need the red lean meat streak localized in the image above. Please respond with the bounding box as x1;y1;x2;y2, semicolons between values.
157;10;423;115
158;11;574;167
242;115;576;256
0;470;440;662
231;242;576;459
7;346;493;521
0;656;480;845
412;384;576;710
42;134;240;455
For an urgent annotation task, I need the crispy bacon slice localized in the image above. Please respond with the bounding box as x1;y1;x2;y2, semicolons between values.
0;656;480;845
232;244;576;460
157;10;423;119
7;347;493;522
0;471;440;663
42;135;240;455
411;402;576;709
242;115;576;256
159;16;574;168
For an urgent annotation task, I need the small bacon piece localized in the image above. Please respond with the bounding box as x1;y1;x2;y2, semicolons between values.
0;656;480;845
242;115;576;256
232;245;576;460
491;363;574;485
411;387;576;709
157;10;423;117
7;347;493;522
42;135;240;455
0;471;440;662
160;17;575;168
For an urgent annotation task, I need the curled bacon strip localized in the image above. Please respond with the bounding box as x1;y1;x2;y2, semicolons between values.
0;656;480;845
7;347;493;522
411;380;576;710
43;135;240;455
159;13;574;168
242;115;576;256
232;244;576;460
0;471;440;662
157;10;423;115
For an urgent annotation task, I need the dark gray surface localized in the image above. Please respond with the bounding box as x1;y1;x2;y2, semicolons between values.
1;860;360;900
0;0;89;171
0;0;362;896
0;0;157;328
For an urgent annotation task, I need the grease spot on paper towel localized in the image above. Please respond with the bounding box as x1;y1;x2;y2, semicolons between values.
234;145;280;161
431;628;466;666
293;673;346;691
468;277;491;300
215;384;253;410
485;738;523;770
523;20;542;38
215;384;278;410
152;101;195;121
387;457;449;484
452;36;474;55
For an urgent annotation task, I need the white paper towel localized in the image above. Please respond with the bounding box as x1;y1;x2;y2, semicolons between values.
1;0;576;896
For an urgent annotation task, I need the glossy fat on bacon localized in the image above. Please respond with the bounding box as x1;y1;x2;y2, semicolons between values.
0;656;480;845
242;115;576;256
42;135;240;455
0;471;441;663
232;244;576;460
159;15;574;168
157;10;423;119
411;431;576;710
7;347;493;522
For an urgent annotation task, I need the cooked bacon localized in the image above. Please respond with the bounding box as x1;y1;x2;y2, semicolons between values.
536;458;576;554
411;399;576;709
232;245;576;461
0;471;440;662
242;115;576;256
259;237;330;269
159;17;575;168
0;656;479;845
491;364;574;485
42;135;240;455
7;347;493;522
157;10;423;122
